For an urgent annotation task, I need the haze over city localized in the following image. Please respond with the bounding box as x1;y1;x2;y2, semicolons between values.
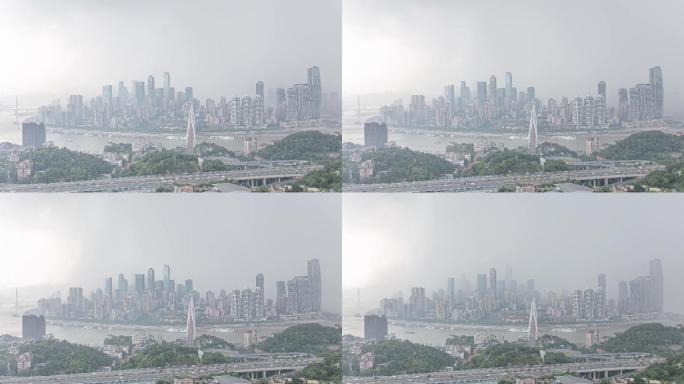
343;195;684;314
0;195;342;313
343;0;684;116
0;0;342;103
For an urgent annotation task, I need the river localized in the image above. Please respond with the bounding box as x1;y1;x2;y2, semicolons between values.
0;109;338;155
0;293;338;348
342;104;683;154
343;315;684;347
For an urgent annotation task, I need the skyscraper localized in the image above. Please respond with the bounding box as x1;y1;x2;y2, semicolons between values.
276;281;287;314
256;273;264;292
447;277;455;301
186;297;196;346
163;72;171;100
163;265;171;291
489;268;497;307
618;88;629;121
186;104;196;153
528;297;538;345
308;258;322;312
307;66;322;118
364;122;388;148
256;81;264;101
22;315;46;341
649;66;664;118
364;314;388;341
21;122;46;149
147;268;155;292
528;104;538;152
598;81;606;104
649;258;664;312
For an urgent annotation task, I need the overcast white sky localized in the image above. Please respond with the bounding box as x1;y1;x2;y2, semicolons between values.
0;195;341;313
343;0;684;115
343;195;684;314
0;0;341;103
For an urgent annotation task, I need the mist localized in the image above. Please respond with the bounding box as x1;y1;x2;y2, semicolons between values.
344;0;684;117
0;0;341;103
0;195;342;313
343;194;684;315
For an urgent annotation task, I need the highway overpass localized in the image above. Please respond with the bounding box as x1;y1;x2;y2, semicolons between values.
343;164;662;192
0;356;321;384
343;358;659;384
0;165;322;192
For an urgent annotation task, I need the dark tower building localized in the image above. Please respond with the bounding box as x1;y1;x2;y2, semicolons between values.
256;273;264;292
364;314;388;340
22;314;46;341
22;122;46;149
363;122;388;148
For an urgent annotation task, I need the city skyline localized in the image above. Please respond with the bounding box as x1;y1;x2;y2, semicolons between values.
0;0;342;101
36;258;324;323
0;195;341;313
343;195;684;314
372;258;663;324
343;0;684;116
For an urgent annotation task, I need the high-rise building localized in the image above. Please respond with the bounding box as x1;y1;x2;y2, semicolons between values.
21;122;46;149
409;287;426;318
163;72;171;101
528;297;538;345
186;297;196;346
488;75;497;103
67;287;84;316
254;95;264;125
447;277;455;301
477;274;487;293
505;72;513;98
444;84;456;121
67;95;84;126
275;88;287;122
307;66;322;118
308;259;322;312
649;66;664;118
618;88;629;121
598;81;606;104
135;274;145;295
163;265;171;291
22;315;46;341
528;104;538;151
276;281;287;314
629;276;654;314
476;81;487;105
147;75;155;104
134;81;145;105
489;268;497;306
147;268;155;292
364;314;388;340
618;280;629;314
363;122;388;148
649;258;664;312
294;84;314;121
230;97;242;127
256;81;264;101
186;104;196;153
256;273;264;292
105;277;113;299
409;95;426;127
